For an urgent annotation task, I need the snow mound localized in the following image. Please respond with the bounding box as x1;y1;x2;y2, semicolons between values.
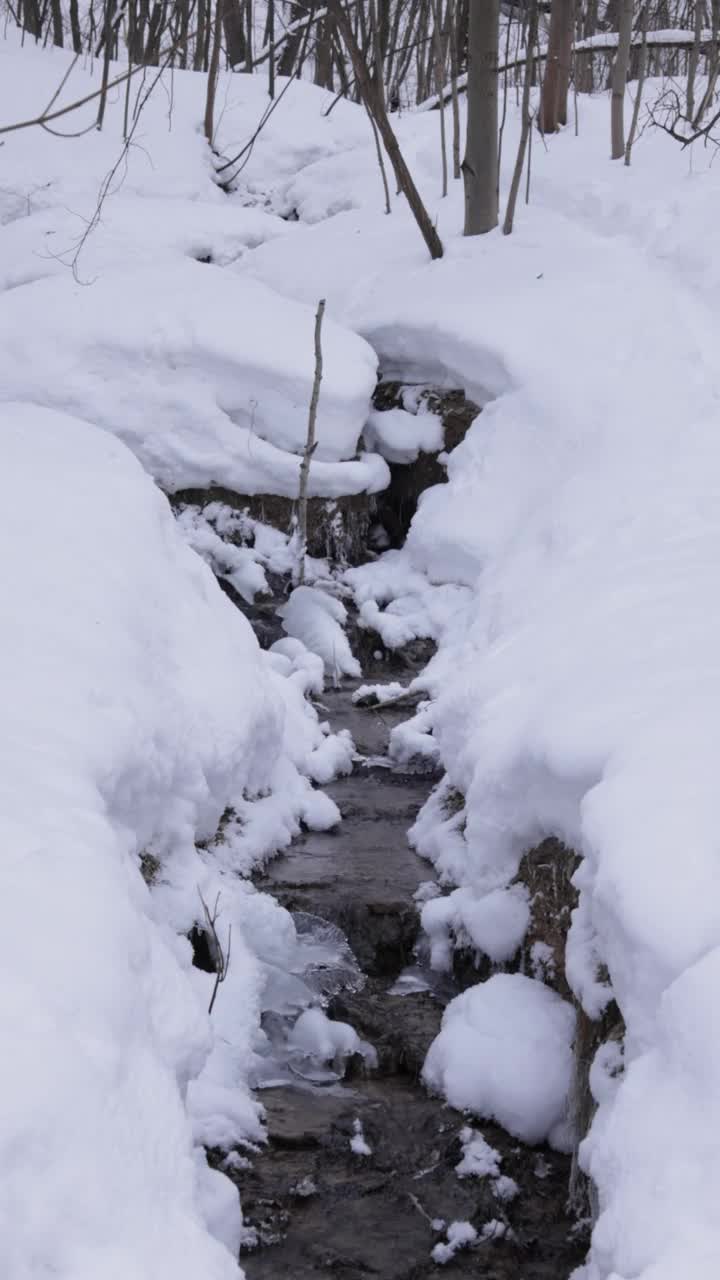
363;407;443;464
279;586;361;682
421;885;530;972
0;261;381;495
0;402;287;1278
288;1008;377;1072
423;974;576;1147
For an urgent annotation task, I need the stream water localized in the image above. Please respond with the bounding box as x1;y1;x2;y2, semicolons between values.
220;663;588;1278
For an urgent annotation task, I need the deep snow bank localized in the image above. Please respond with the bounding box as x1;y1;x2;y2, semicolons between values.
0;402;301;1279
0;36;385;499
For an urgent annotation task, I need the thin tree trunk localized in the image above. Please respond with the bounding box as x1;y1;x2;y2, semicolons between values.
50;0;63;45
687;0;703;120
69;0;82;50
463;0;498;235
327;0;443;259
96;0;117;129
365;100;392;212
540;0;573;132
695;0;720;123
447;0;461;178
611;0;634;158
625;10;647;164
432;0;448;195
503;0;537;235
297;299;326;587
204;0;223;143
268;0;275;96
222;0;246;66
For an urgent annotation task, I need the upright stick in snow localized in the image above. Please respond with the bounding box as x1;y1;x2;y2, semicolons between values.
297;299;326;587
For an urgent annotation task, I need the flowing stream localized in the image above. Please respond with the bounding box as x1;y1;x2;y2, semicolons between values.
221;660;587;1278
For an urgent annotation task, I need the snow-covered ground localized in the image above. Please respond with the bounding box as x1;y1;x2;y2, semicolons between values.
3;22;720;1280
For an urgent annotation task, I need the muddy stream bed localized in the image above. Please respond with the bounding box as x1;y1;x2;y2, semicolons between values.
219;663;587;1279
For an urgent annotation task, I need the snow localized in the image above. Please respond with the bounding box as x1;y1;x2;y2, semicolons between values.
0;34;388;502
423;974;576;1148
362;406;443;464
455;1126;518;1200
0;402;280;1278
6;17;720;1279
287;1008;377;1071
421;885;530;971
431;1220;477;1265
279;586;362;682
350;1118;373;1157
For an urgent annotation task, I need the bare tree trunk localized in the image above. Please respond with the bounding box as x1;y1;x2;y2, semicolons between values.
267;0;275;96
222;0;246;66
297;299;326;587
204;0;223;143
540;0;573;132
687;0;703;120
278;0;305;76
365;100;392;212
695;0;720;122
96;0;117;129
463;0;498;235
504;0;537;235
50;0;63;46
328;0;444;259
611;0;634;158
69;0;82;50
447;0;461;178
432;0;448;195
624;15;647;164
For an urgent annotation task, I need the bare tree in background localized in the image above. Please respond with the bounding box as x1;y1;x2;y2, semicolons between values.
463;0;499;234
611;0;634;157
327;0;444;258
540;0;574;132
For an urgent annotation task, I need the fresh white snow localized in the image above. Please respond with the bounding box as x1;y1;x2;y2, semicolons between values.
4;19;720;1280
423;974;576;1148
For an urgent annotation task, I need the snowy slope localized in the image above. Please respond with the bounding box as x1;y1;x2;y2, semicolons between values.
0;36;386;498
0;401;359;1278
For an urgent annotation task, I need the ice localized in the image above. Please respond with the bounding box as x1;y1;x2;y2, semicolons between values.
423;974;576;1148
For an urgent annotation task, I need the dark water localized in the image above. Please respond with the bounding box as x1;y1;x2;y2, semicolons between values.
230;680;587;1279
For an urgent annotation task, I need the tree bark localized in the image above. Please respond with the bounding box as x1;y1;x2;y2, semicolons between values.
463;0;499;235
611;0;634;158
540;0;574;132
204;0;223;143
222;0;246;66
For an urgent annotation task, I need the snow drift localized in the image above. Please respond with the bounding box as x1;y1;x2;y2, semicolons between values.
0;401;300;1279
